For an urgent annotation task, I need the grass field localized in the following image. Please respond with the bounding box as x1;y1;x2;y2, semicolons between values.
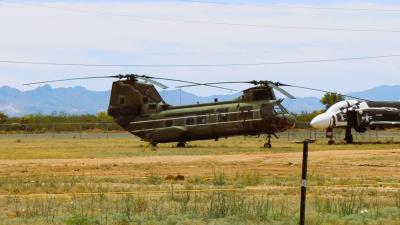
0;134;399;225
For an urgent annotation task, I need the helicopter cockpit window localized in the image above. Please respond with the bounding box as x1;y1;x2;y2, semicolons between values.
186;117;195;126
253;90;269;101
217;108;229;122
118;95;125;105
273;104;286;114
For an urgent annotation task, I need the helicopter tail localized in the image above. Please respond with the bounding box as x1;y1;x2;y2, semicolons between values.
108;80;144;127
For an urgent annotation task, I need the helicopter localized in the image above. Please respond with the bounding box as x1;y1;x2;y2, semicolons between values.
25;74;303;148
310;99;400;144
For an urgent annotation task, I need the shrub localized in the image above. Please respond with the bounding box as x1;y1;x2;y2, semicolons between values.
212;170;226;186
65;214;97;225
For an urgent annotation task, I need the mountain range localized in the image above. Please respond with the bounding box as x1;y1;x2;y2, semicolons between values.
0;84;399;116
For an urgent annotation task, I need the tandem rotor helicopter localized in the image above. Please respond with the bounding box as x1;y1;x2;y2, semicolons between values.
26;74;378;148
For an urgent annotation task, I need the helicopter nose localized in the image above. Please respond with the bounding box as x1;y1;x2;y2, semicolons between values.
310;113;331;129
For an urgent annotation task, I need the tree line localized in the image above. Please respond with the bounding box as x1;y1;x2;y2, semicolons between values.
0;112;121;132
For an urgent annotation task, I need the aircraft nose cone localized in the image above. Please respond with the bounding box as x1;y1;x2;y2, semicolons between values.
310;113;331;129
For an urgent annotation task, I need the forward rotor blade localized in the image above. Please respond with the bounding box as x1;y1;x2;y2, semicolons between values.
177;80;296;99
277;83;371;102
23;76;118;85
267;82;296;99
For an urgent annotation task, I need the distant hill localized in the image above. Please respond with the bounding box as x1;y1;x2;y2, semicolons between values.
347;85;400;101
0;85;109;116
282;97;323;114
1;85;399;116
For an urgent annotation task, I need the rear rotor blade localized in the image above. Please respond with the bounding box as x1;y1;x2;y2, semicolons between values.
23;75;118;85
23;74;234;91
139;76;168;89
176;81;251;89
144;76;238;91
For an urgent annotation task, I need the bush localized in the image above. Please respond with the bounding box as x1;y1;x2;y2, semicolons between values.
65;214;98;225
212;170;226;186
146;173;163;185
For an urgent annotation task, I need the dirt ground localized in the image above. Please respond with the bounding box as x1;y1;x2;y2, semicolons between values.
0;136;399;224
1;141;399;190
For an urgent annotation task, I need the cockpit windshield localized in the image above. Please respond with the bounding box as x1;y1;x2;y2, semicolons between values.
273;103;288;114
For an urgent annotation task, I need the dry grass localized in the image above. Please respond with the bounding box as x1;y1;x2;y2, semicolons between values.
0;135;399;224
0;134;400;159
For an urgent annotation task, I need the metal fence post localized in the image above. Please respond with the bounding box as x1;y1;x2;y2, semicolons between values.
295;139;315;225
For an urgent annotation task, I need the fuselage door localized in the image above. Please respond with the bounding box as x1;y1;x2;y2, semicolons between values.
260;104;273;120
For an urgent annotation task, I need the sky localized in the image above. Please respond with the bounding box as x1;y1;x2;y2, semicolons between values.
0;0;399;97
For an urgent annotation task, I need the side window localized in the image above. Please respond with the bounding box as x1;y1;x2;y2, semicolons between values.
143;97;148;104
253;90;269;100
217;108;229;122
118;95;125;105
197;115;207;124
186;117;195;125
165;120;173;127
239;106;253;120
273;105;283;114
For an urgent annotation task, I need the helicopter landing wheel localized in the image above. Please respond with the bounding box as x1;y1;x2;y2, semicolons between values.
264;143;272;149
328;140;335;145
263;132;272;149
177;142;186;148
150;142;158;150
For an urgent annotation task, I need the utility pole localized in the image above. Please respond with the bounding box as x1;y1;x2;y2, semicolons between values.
295;139;315;225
